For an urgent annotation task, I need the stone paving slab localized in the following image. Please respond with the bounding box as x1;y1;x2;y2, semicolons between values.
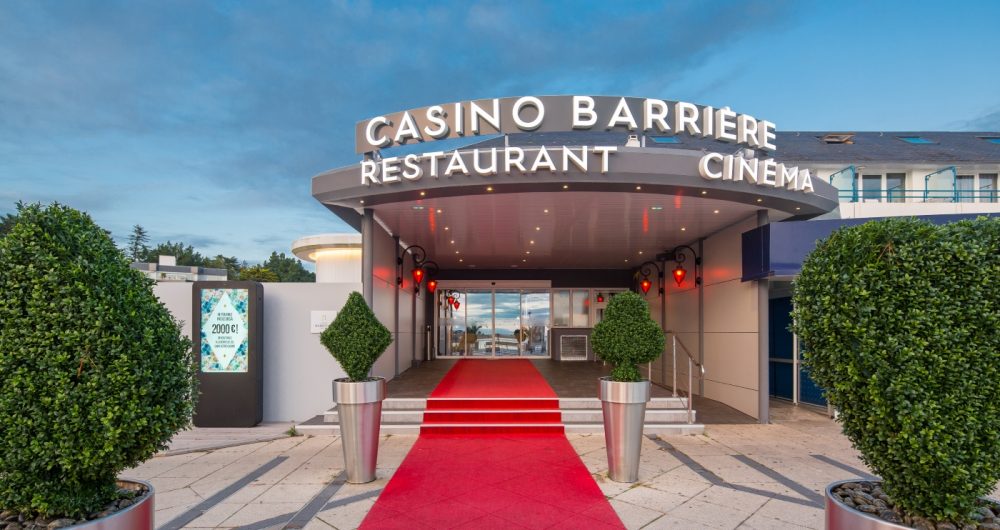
125;402;898;529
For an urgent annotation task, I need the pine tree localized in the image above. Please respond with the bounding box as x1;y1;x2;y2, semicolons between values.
125;225;150;262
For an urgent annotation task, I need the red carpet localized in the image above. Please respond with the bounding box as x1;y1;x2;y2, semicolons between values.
425;360;561;434
359;360;624;529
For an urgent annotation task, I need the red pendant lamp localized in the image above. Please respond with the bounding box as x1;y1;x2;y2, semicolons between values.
426;279;437;293
453;301;460;310
672;264;687;286
446;294;455;305
640;278;652;294
411;266;425;285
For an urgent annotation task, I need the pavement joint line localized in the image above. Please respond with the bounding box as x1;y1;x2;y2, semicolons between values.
280;471;348;529
645;434;822;508
159;455;288;530
810;453;878;480
157;434;292;457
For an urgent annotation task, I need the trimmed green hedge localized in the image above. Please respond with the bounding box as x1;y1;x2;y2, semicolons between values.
320;291;392;382
592;291;664;382
0;203;198;517
792;216;1000;520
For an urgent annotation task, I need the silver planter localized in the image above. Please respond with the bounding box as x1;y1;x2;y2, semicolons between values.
599;377;650;483
73;479;154;530
333;377;386;484
826;480;907;530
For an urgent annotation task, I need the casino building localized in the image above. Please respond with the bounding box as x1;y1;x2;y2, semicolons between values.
306;96;1000;427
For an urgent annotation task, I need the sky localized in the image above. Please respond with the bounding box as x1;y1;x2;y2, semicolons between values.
2;0;999;263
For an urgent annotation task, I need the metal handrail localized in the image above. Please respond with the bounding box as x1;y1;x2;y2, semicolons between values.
837;189;998;203
660;331;705;424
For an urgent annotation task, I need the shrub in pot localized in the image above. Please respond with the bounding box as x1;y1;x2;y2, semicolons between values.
792;216;1000;527
0;203;198;527
591;290;665;482
320;291;392;483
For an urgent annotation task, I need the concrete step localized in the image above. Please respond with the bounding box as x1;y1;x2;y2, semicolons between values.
563;409;695;423
559;397;689;409
299;421;704;436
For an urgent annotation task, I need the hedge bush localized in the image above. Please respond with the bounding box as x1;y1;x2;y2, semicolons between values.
592;291;665;382
0;203;198;517
320;291;392;382
792;216;1000;520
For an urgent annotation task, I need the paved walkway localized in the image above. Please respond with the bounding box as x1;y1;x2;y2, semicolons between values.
130;401;872;529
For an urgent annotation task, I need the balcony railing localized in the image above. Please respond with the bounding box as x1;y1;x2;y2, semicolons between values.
838;189;999;203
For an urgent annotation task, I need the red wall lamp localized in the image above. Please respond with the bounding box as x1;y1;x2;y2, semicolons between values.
659;245;702;287
636;260;664;295
397;244;439;293
444;290;461;310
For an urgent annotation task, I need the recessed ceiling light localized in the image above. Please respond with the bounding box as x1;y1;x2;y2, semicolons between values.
436;209;442;213
450;240;455;244
535;226;541;231
701;190;707;195
795;207;801;211
459;258;464;262
635;186;642;190
420;191;426;196
526;251;531;255
543;209;549;214
412;206;425;210
681;227;687;231
562;185;569;189
455;251;460;254
522;259;527;262
624;259;629;263
756;198;763;203
529;240;535;245
486;186;493;192
444;226;450;231
713;209;720;214
359;200;365;204
638;251;644;255
650;206;663;211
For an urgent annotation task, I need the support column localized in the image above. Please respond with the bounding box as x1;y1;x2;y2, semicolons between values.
697;238;705;396
361;209;374;307
393;236;400;377
756;210;770;424
659;257;667;386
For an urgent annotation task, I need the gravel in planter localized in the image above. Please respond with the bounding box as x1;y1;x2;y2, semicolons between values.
832;481;1000;530
0;484;149;530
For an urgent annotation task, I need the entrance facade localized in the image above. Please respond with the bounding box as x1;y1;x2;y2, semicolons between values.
437;288;550;358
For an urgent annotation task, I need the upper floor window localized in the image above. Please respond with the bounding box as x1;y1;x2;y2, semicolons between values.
980;174;998;203
977;136;1000;144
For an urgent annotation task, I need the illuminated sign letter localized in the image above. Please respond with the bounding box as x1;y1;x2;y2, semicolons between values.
572;96;597;128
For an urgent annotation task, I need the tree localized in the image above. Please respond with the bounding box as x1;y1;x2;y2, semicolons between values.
238;265;279;282
0;212;17;237
793;217;1000;521
262;251;315;282
0;203;197;517
125;225;149;262
591;290;664;381
140;241;204;266
203;254;242;280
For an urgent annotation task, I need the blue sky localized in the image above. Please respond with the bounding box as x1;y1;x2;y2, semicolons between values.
2;0;999;263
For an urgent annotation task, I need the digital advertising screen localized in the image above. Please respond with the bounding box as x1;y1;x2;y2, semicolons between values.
199;288;249;373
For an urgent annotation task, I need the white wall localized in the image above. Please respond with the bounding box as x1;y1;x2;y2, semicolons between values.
659;214;762;419
153;282;362;423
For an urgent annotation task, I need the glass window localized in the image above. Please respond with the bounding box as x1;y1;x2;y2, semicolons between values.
571;290;590;327
980;174;998;203
898;136;935;144
552;290;571;327
650;136;681;144
862;175;882;201
521;291;550;356
956;175;975;203
466;291;493;356
886;173;905;203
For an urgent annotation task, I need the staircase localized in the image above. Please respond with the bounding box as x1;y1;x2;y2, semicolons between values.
297;396;704;436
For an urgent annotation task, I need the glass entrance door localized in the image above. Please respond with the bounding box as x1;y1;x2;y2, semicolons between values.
436;289;551;358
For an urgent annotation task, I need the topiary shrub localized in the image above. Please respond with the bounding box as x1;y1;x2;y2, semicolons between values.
792;216;1000;521
320;291;392;382
592;291;665;382
0;203;198;518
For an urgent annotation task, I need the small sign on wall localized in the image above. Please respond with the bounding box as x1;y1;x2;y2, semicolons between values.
311;310;338;334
